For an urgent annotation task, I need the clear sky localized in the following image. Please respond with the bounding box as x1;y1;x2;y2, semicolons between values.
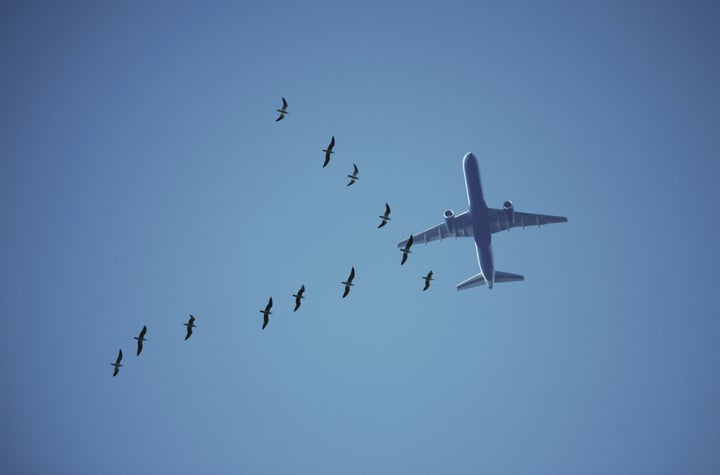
2;1;719;473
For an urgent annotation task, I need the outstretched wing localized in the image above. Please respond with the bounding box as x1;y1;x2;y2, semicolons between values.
139;325;147;339
116;349;123;364
348;267;355;283
342;285;350;298
281;97;287;109
397;210;473;248
487;208;568;234
266;297;273;312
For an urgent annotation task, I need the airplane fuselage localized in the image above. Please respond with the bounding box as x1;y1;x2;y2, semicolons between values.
463;153;495;288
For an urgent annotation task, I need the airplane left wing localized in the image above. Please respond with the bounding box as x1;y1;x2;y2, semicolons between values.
487;208;568;234
397;210;473;248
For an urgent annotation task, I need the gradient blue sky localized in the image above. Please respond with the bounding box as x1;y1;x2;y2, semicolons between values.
2;1;719;473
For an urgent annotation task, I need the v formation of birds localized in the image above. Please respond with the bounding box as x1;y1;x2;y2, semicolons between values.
110;97;429;377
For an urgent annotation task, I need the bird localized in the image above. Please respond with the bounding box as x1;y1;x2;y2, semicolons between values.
184;315;196;341
346;163;359;186
293;285;305;312
341;267;355;298
377;203;391;228
134;325;147;356
400;234;414;265
322;136;335;168
260;297;273;329
111;349;123;377
275;97;289;121
422;271;434;291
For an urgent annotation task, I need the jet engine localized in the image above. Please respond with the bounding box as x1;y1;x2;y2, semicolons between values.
503;200;515;223
444;209;455;232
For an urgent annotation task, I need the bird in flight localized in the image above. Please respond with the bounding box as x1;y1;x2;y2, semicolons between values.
341;267;355;298
275;97;289;122
111;349;123;377
422;271;434;291
322;136;335;168
346;163;359;186
400;234;414;265
260;297;273;329
134;325;147;356
377;203;391;228
184;315;196;341
293;285;305;312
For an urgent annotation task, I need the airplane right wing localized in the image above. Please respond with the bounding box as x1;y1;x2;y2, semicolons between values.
487;208;568;234
397;210;473;248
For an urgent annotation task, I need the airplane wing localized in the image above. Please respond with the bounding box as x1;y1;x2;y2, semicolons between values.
487;208;567;234
397;210;473;248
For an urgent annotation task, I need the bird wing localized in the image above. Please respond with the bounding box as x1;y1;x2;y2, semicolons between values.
323;154;330;167
385;203;391;216
329;136;335;150
262;315;269;329
189;315;195;325
267;297;273;311
377;220;386;228
139;325;147;338
275;114;285;122
281;97;287;109
137;340;143;356
299;285;305;295
185;327;192;340
342;285;350;298
406;234;414;249
117;349;123;364
113;366;120;377
348;267;355;282
353;163;358;175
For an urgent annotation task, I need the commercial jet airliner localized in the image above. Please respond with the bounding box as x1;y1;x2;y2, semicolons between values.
397;153;567;290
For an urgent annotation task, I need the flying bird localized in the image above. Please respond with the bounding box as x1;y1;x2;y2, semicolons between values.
275;97;289;121
184;315;196;341
322;136;335;168
346;163;359;186
422;271;434;291
111;349;123;377
134;325;147;356
377;203;391;228
260;297;273;329
400;234;414;265
341;267;355;298
292;285;305;312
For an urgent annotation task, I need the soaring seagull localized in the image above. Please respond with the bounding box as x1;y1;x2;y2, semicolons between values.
293;285;305;312
341;267;355;298
275;97;289;122
322;136;335;168
346;163;359;186
134;325;147;356
377;203;391;228
260;297;273;330
111;349;123;377
422;271;434;291
184;315;196;341
400;234;414;265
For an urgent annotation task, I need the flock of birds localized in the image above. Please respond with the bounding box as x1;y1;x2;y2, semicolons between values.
110;97;434;377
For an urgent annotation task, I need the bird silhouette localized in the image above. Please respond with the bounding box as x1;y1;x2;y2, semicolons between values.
322;136;335;167
422;271;434;291
111;349;123;377
293;285;305;312
377;203;391;228
184;315;196;341
275;97;288;121
260;297;273;329
341;267;355;298
134;325;147;356
346;163;359;186
400;234;414;265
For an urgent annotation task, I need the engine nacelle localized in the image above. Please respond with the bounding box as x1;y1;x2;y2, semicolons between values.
503;200;515;223
444;209;455;232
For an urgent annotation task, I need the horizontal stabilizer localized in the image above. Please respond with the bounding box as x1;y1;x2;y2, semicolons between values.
456;270;524;291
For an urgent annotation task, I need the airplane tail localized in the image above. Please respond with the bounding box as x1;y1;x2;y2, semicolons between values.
456;271;524;291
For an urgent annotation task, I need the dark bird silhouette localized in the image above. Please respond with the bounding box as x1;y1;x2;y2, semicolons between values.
400;234;414;265
346;163;359;186
260;297;273;329
322;136;335;167
377;203;391;228
275;97;289;121
422;271;434;291
341;267;355;298
134;325;147;356
293;285;305;312
111;349;123;377
184;315;196;340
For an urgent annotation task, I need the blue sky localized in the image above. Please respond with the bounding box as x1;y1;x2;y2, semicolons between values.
2;1;719;473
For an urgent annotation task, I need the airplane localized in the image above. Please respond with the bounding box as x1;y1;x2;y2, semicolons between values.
397;152;567;290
